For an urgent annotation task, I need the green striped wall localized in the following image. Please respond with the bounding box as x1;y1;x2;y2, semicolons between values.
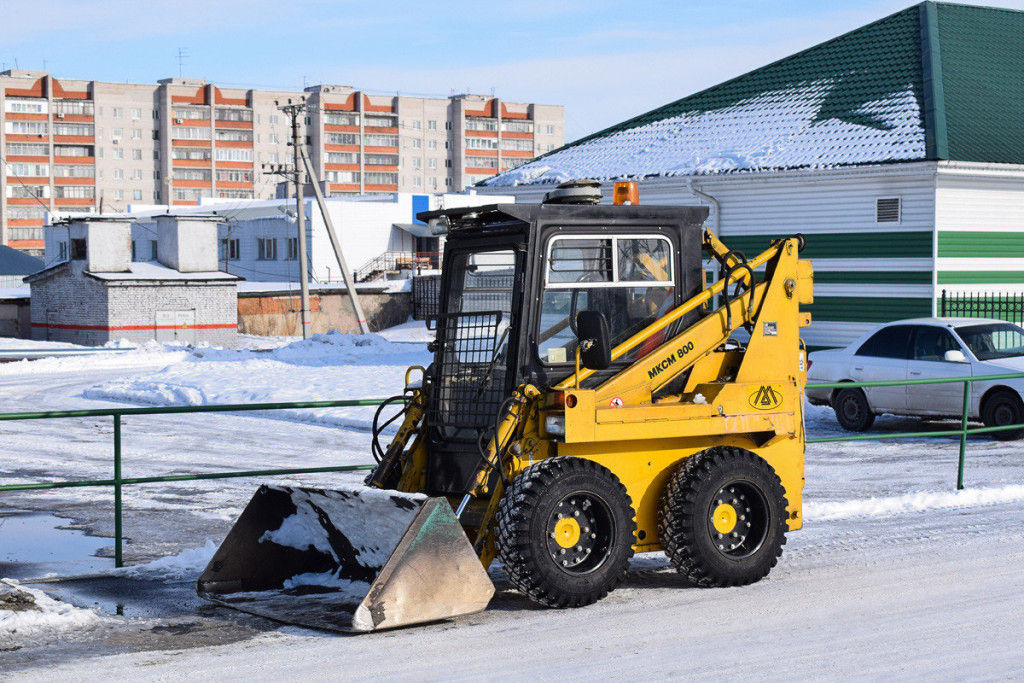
807;296;933;322
937;231;1024;258
719;231;936;325
722;231;933;259
812;271;932;284
938;271;1024;285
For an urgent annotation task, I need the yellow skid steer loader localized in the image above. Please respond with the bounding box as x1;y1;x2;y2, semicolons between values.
198;180;813;632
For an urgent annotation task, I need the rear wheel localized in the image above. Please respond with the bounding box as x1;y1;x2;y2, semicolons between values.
658;447;788;587
495;457;636;608
983;390;1024;441
834;388;875;431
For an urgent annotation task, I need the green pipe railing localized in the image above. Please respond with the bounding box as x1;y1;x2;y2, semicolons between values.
2;373;1022;570
806;371;1024;490
0;398;383;567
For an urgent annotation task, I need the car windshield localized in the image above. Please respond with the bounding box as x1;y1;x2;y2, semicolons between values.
955;323;1024;360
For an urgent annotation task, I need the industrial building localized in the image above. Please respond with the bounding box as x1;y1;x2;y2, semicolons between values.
26;217;239;347
0;71;563;256
42;191;513;284
480;1;1024;348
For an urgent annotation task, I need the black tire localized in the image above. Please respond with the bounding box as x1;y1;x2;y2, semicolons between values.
834;388;875;431
495;457;636;608
983;390;1024;441
658;447;788;587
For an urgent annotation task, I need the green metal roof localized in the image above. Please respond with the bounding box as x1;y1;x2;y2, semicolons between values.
933;3;1024;163
486;2;1024;187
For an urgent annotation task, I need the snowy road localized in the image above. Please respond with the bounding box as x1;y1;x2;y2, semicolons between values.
1;331;1023;679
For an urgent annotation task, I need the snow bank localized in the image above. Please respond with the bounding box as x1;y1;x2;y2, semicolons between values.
114;541;218;583
805;484;1024;522
82;331;431;431
0;579;102;649
0;339;188;377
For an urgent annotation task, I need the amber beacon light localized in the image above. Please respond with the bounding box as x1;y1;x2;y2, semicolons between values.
613;181;639;205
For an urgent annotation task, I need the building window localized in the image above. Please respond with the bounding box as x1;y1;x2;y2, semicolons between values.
327;132;359;145
428;140;437;150
58;242;69;261
70;239;87;260
365;154;398;166
150;240;158;260
132;149;143;160
410;120;421;130
412;158;421;169
428;158;437;169
258;238;278;260
220;238;241;261
113;189;124;200
501;120;533;133
428;120;437;130
113;169;124;180
214;148;253;162
132;169;142;180
364;134;398;147
429;177;438;189
133;190;143;200
286;238;298;260
546;125;555;135
324;112;359;126
411;139;421;149
112;108;123;119
465;118;498;132
413;177;422;187
132;128;142;139
113;149;124;160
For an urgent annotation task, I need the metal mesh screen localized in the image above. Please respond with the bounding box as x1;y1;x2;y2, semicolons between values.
411;275;441;321
428;310;508;440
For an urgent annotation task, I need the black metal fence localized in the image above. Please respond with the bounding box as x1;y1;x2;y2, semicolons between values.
412;275;442;321
940;290;1024;324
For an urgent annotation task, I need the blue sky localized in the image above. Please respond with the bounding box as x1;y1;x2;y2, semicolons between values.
4;0;1024;141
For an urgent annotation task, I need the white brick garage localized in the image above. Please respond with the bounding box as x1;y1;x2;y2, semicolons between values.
25;218;239;347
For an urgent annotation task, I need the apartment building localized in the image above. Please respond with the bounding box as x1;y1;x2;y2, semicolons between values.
0;70;564;256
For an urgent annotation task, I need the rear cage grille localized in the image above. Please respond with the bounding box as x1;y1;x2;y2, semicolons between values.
428;310;509;438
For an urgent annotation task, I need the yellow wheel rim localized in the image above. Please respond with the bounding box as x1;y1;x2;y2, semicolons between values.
554;517;582;548
712;503;738;534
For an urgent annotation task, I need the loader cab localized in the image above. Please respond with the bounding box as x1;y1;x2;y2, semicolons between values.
418;201;708;496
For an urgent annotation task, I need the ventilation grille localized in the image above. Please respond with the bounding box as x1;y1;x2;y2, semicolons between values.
876;197;901;223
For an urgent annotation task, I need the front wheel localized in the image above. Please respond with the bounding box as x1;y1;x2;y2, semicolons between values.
658;447;788;587
834;388;875;431
495;457;636;608
983;390;1024;441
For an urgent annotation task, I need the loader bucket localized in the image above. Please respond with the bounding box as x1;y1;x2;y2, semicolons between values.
197;484;494;632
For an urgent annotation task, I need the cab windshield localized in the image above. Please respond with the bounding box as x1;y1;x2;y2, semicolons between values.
955;322;1024;360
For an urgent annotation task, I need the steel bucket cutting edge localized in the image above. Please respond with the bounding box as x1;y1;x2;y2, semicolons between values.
197;484;495;632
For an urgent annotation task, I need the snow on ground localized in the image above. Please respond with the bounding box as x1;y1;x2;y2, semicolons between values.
0;579;104;651
0;329;1022;678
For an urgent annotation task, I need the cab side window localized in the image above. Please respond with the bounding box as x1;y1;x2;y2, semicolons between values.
538;234;674;364
856;325;912;359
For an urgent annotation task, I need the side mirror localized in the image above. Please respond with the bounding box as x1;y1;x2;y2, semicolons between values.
944;349;968;363
576;311;611;370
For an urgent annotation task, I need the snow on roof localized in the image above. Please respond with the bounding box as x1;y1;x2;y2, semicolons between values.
485;2;1024;187
86;262;239;281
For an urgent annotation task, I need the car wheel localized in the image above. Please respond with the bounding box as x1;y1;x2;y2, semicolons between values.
982;390;1024;441
834;388;875;431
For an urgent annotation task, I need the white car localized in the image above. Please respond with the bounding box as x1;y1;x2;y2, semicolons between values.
807;317;1024;439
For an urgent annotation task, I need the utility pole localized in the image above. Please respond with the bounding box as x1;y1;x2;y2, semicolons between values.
298;145;370;334
266;98;313;340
